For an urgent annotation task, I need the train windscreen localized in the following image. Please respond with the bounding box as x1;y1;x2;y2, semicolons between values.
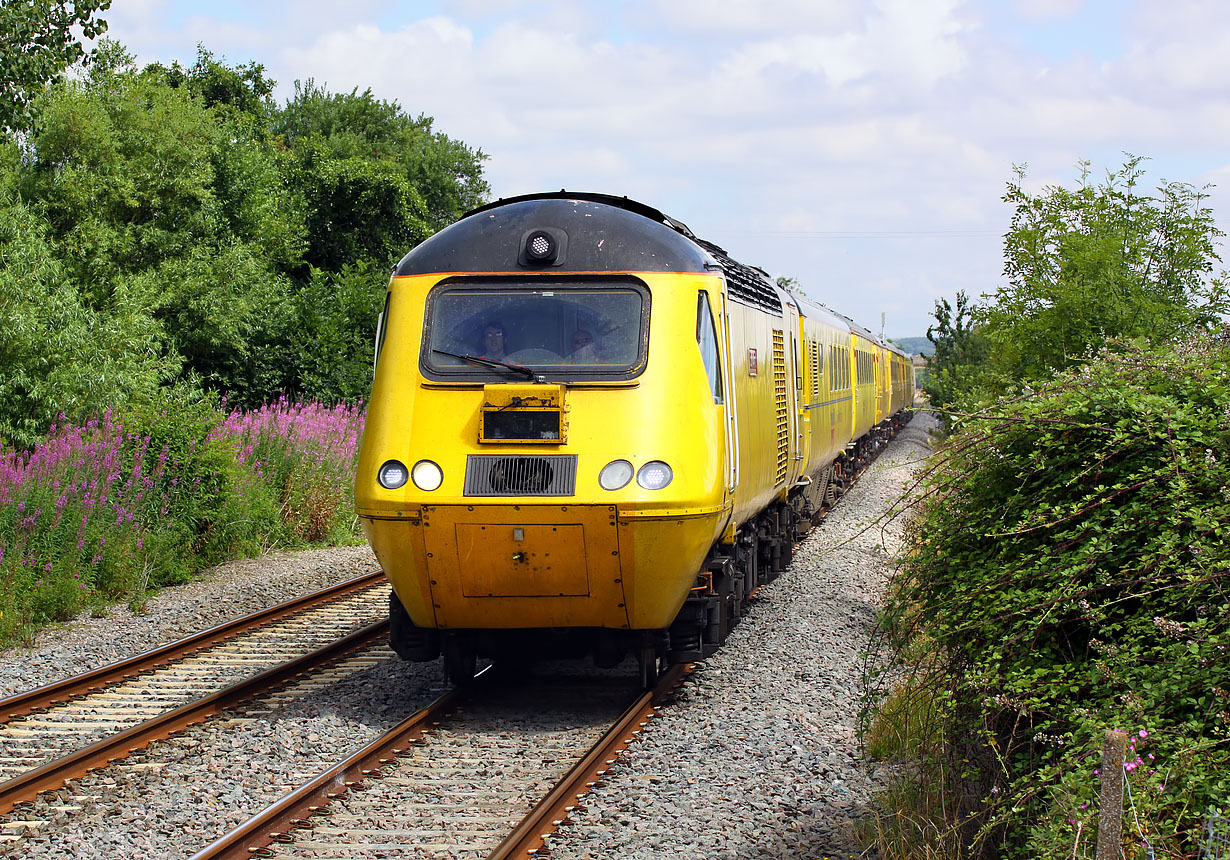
421;278;649;381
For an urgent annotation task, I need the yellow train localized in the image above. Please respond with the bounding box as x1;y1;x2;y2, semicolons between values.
354;192;913;683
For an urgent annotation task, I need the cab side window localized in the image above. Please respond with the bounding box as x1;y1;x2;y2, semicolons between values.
696;292;723;404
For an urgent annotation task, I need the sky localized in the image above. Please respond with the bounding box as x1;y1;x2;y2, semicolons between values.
98;0;1230;340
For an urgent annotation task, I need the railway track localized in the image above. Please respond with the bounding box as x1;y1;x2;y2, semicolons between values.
0;571;391;819
193;663;688;860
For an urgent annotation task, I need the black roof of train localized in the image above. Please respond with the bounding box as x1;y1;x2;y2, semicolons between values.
394;192;784;314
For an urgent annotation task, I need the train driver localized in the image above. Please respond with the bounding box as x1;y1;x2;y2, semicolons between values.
478;322;508;360
568;328;598;364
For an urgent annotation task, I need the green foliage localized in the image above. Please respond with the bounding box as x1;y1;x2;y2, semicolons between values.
0;42;488;433
290;141;430;272
0;397;363;648
116;399;273;567
985;157;1228;385
0;0;112;134
924;157;1229;427
0;183;175;449
27;58;226;279
924;289;990;411
147;46;276;122
276;79;488;234
289;263;388;403
873;332;1230;857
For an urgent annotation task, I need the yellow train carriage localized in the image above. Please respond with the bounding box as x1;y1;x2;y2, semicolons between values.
887;347;913;415
792;297;854;514
848;321;879;442
721;280;816;530
356;192;912;683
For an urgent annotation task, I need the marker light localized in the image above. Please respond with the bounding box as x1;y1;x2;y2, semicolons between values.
598;459;634;491
378;460;408;489
636;461;674;490
411;459;444;491
525;229;558;263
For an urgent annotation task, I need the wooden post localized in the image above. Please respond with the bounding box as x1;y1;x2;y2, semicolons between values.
1095;729;1127;860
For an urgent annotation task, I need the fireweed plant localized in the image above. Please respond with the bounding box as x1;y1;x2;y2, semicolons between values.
209;398;364;544
868;331;1230;859
0;400;364;647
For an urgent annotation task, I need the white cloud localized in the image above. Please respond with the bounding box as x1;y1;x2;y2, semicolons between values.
1011;0;1085;21
719;0;968;89
649;0;864;35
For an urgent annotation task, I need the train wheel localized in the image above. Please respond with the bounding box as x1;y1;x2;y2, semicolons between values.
637;644;659;689
443;636;477;686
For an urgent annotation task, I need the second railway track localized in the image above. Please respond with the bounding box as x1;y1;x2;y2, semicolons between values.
0;570;391;821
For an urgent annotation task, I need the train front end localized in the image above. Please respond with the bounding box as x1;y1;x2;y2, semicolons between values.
355;194;731;679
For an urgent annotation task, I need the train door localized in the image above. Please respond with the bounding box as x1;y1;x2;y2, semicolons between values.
786;301;803;483
717;291;739;494
875;348;886;422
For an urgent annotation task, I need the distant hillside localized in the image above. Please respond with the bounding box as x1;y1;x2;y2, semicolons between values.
887;336;932;356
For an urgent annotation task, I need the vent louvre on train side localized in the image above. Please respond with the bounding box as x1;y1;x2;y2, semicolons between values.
464;455;578;496
773;330;788;485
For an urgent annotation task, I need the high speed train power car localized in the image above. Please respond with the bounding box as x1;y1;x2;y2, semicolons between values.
354;192;913;684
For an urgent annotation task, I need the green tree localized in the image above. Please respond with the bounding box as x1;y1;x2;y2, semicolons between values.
276;80;488;234
876;331;1230;857
923;289;989;410
0;0;112;134
982;156;1228;384
18;48;297;404
148;46;276;122
2;40;490;431
0;179;174;448
290;262;388;402
289;140;430;272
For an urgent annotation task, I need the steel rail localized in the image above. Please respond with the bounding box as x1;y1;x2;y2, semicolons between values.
488;662;690;860
0;619;389;815
0;569;387;723
189;682;466;860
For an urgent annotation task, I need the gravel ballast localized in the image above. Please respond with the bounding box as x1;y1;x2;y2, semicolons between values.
0;413;935;859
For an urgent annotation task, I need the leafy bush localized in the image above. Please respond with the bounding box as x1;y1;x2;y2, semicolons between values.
871;331;1230;858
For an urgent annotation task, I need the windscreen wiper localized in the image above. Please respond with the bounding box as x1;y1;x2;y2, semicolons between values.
432;349;538;380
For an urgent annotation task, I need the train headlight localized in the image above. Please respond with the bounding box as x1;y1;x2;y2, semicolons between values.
636;461;673;490
378;460;409;489
411;459;444;491
598;459;634;491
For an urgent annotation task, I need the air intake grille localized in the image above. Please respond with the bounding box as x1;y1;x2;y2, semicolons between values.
773;330;788;485
694;239;783;315
464;454;577;497
809;341;821;398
